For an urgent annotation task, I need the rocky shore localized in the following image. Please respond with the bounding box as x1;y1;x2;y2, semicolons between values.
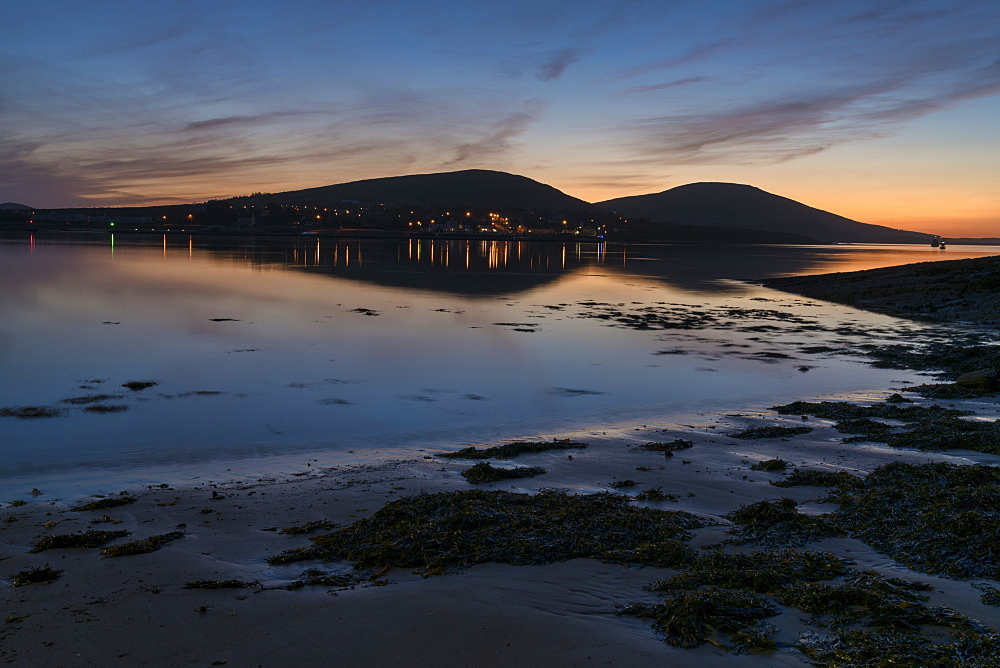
764;254;1000;327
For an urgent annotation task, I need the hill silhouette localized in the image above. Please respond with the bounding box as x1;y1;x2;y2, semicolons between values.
240;169;594;213
598;182;933;244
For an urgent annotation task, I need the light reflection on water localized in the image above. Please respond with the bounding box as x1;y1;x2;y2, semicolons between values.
1;233;997;496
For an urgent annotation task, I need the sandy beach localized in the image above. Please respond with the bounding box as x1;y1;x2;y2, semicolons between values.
3;381;999;666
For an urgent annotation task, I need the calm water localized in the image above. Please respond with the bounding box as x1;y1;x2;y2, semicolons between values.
2;233;997;496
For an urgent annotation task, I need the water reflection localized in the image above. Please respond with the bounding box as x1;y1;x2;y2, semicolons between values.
2;231;994;495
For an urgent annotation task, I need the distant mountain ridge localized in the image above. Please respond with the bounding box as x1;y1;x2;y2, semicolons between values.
0;202;32;210
597;182;933;244
236;171;933;243
239;169;594;212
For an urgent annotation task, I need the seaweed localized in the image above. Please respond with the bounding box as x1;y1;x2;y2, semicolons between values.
100;531;184;557
638;440;694;454
70;496;136;511
726;498;843;547
911;383;994;399
775;399;1000;454
268;490;713;570
798;629;1000;667
729;425;812;440
60;394;121;405
635;487;679;502
459;462;546;484
837;419;893;444
29;530;130;552
974;584;1000;606
618;587;779;649
832;462;1000;578
439;439;586;460
83;404;129;413
770;469;864;491
0;406;65;419
883;417;1000;454
279;520;340;535
750;459;789;472
11;565;62;586
184;579;259;589
773;400;970;421
647;550;853;594
122;381;157;391
776;570;942;630
610;480;637;488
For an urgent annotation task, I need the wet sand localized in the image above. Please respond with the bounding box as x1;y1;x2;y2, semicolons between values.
3;387;999;666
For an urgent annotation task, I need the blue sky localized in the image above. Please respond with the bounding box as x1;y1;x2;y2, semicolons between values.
2;0;998;234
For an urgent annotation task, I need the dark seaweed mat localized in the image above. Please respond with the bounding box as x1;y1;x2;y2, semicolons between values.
726;498;843;547
775;400;1000;454
646;550;854;594
862;340;1000;377
440;439;586;459
832;462;1000;579
100;530;184;557
770;469;864;491
70;496;136;512
773;400;970;422
11;566;62;586
619;587;779;650
269;490;711;570
798;629;1000;667
729;425;812;440
624;551;997;658
29;530;130;553
459;462;546;484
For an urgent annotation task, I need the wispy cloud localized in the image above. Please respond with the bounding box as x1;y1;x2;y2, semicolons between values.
611;76;713;97
446;104;544;165
535;48;583;81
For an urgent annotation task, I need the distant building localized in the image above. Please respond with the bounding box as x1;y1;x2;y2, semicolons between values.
237;212;256;227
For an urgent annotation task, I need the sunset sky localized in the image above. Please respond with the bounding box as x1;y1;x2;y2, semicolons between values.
2;0;998;236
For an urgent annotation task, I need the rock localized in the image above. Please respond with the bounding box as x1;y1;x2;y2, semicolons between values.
955;369;998;391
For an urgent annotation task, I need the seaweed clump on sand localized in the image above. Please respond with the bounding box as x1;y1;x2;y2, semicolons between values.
0;406;65;419
122;381;157;391
798;628;1000;667
184;579;259;589
622;549;998;659
268;490;712;570
70;496;136;512
770;469;864;491
100;531;184;557
459;462;546;484
619;587;778;651
750;459;788;472
773;400;969;422
621;550;851;651
646;550;853;594
726;498;842;547
439;439;586;460
634;487;679;502
729;425;812;440
775;399;1000;454
279;520;340;535
29;530;130;553
638;440;693;456
12;565;62;586
832;462;1000;579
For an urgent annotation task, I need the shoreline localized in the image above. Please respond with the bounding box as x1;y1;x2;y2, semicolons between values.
3;380;998;665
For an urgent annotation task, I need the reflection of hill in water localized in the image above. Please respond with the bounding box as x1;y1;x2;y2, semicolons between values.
189;237;870;296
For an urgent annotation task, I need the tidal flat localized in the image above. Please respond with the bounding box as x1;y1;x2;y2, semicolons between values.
2;235;1000;664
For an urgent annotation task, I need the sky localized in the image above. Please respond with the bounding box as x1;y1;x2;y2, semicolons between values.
2;0;998;236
